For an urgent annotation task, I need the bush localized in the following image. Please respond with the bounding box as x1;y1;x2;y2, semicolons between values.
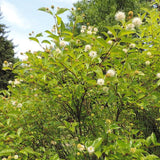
0;2;160;159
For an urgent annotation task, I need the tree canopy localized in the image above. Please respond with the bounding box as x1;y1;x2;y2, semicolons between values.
0;13;16;90
69;0;151;36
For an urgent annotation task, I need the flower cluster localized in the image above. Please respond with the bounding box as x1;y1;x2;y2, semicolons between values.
115;11;142;30
81;25;98;34
2;61;13;68
2;155;19;160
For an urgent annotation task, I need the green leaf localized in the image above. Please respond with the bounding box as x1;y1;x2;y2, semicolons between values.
144;155;159;160
0;149;15;156
146;136;152;146
51;154;60;160
76;15;83;24
12;61;22;69
157;80;160;86
58;126;66;129
56;15;62;25
20;147;40;156
42;40;51;45
92;137;103;150
110;124;121;130
95;151;102;159
151;132;157;145
38;7;53;15
105;26;117;37
29;37;39;44
61;20;65;32
45;30;59;41
118;29;135;37
56;8;69;15
36;33;43;37
17;127;23;137
93;66;104;78
96;38;108;48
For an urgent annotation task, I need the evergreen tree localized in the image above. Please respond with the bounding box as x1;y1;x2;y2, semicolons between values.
68;0;151;36
0;13;16;90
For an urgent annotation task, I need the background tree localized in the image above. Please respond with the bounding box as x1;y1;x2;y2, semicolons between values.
0;13;17;90
68;0;151;36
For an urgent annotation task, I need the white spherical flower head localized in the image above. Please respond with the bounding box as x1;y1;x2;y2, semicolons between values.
129;43;136;48
106;69;116;77
37;56;42;59
87;30;92;35
77;144;85;151
132;17;142;27
81;25;86;30
2;158;7;160
14;155;19;159
156;73;160;79
17;103;22;108
22;56;28;62
60;40;66;47
97;78;105;85
122;48;128;53
107;40;113;45
94;27;98;32
103;87;109;93
115;11;125;21
14;79;20;85
8;80;13;84
85;44;92;52
107;31;112;35
145;61;150;65
56;48;62;54
11;101;17;106
87;146;94;154
88;26;93;31
147;52;152;56
126;23;135;30
81;29;85;33
89;51;97;58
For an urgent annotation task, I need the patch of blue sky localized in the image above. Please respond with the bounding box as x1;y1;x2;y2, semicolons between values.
0;0;79;58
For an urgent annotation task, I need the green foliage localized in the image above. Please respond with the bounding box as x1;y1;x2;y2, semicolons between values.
0;13;17;90
68;0;151;36
0;2;160;159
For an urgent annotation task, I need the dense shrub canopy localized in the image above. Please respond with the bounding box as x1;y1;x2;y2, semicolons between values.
0;1;160;159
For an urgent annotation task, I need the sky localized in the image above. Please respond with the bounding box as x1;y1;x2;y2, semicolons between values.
0;0;79;58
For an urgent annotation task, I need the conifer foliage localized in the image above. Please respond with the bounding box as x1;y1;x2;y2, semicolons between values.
0;13;16;90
